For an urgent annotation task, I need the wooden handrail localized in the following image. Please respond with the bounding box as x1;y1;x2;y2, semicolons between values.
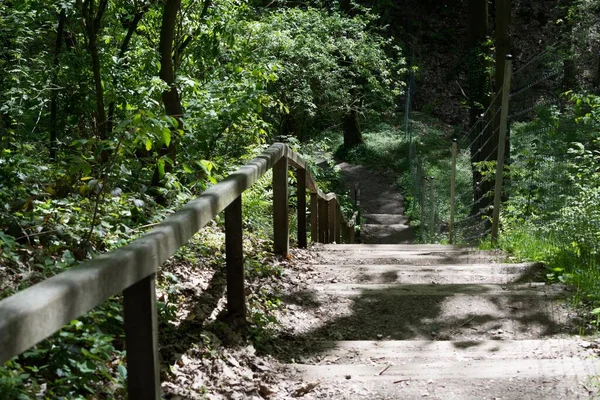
0;143;357;399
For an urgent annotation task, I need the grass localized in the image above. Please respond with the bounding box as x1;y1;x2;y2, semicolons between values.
491;221;600;331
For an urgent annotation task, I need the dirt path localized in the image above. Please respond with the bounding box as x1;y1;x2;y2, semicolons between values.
337;162;414;244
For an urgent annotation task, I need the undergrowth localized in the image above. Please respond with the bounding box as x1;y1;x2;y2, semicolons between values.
487;93;600;330
0;138;346;398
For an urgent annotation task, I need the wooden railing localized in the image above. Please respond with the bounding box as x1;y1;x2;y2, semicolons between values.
0;143;357;399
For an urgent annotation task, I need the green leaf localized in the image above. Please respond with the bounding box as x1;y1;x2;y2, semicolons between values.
162;128;171;147
76;360;96;374
145;138;152;151
158;159;165;178
118;364;128;380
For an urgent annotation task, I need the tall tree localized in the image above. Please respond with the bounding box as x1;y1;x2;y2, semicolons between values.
466;0;492;216
339;0;364;149
493;0;512;198
106;2;150;137
494;0;511;92
152;0;184;188
81;0;109;142
49;8;66;161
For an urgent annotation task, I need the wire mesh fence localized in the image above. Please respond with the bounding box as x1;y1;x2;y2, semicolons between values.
406;35;599;244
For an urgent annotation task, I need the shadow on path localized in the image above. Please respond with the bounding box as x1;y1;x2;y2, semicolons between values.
264;261;573;363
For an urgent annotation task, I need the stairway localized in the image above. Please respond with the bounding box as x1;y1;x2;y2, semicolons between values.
362;214;414;244
337;162;414;244
282;163;599;398
287;244;599;399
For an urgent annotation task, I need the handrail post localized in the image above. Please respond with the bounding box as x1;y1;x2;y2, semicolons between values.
123;275;160;400
225;195;245;322
354;184;361;226
329;199;336;243
318;197;328;243
491;55;513;243
449;138;457;243
297;168;307;248
310;192;318;243
429;176;435;242
418;164;425;241
336;204;342;244
273;154;289;255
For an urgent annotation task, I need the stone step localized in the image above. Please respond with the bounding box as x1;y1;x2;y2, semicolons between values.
290;340;599;398
286;283;571;341
314;251;501;265
282;243;595;398
290;339;600;400
363;213;410;225
297;339;593;364
319;244;476;252
286;376;595;400
361;224;415;244
291;357;598;381
307;262;545;284
312;282;566;297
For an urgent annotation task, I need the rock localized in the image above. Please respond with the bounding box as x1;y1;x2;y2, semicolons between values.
259;384;275;398
252;361;272;373
226;355;241;368
292;381;320;397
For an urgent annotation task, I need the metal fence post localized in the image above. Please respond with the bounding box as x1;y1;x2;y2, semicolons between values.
336;204;342;244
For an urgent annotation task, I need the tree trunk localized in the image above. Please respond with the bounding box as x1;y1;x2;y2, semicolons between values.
152;0;183;189
343;105;363;149
467;0;491;217
49;8;66;162
494;0;511;92
83;0;108;142
494;0;511;200
338;0;363;150
467;0;490;120
107;7;148;136
595;52;600;93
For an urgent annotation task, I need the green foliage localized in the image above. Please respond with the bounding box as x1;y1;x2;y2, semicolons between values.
0;0;405;396
335;124;410;171
255;7;406;139
466;38;494;113
499;93;600;326
0;300;126;399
